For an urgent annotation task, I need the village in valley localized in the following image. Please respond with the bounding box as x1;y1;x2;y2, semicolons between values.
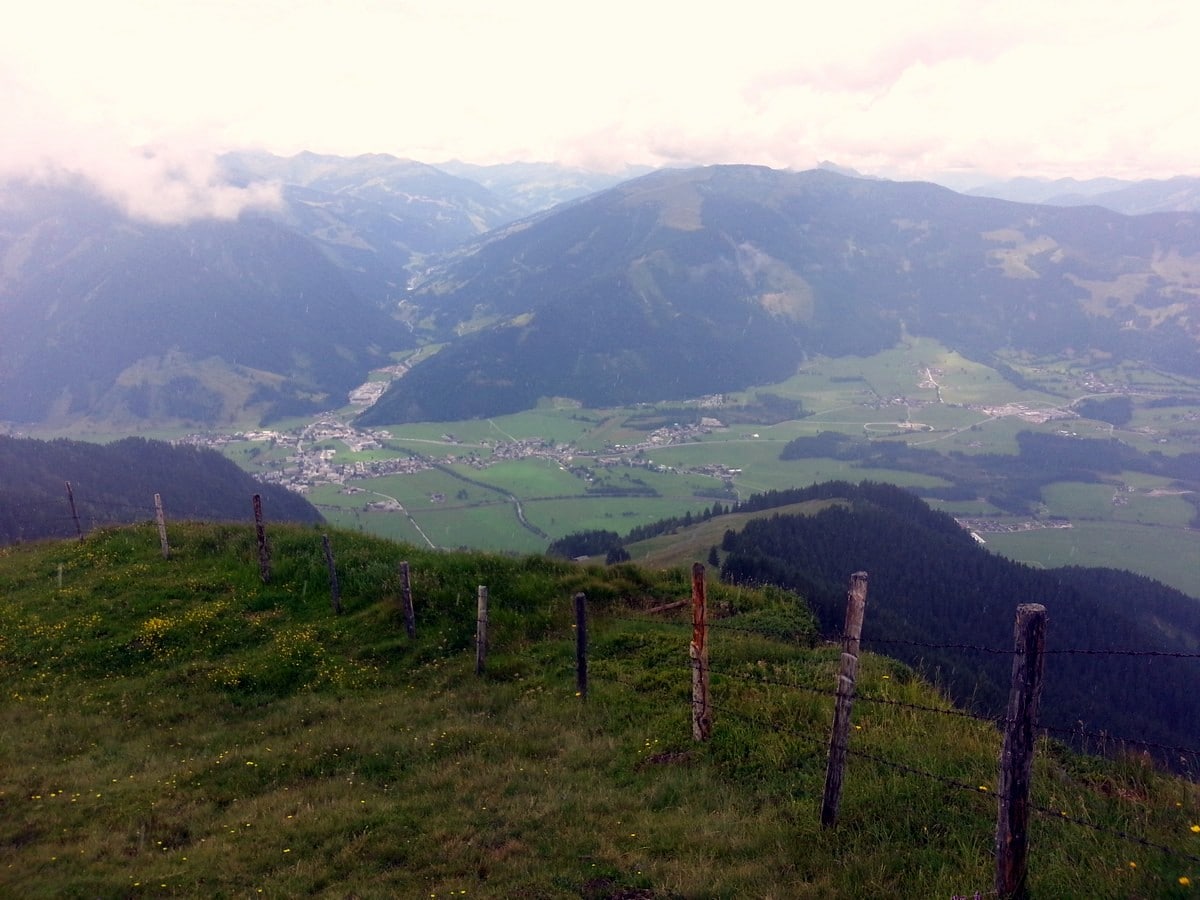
181;409;741;498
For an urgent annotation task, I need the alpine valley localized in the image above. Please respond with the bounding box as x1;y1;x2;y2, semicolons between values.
4;153;1200;897
2;155;1198;598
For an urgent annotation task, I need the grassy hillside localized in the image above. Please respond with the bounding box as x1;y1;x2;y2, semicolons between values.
2;524;1199;897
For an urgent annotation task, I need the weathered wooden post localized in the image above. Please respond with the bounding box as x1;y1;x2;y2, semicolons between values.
252;494;271;583
575;592;588;700
475;585;489;675
995;603;1048;900
65;481;83;542
322;534;342;615
821;571;869;828
399;560;416;638
690;562;711;741
153;493;170;559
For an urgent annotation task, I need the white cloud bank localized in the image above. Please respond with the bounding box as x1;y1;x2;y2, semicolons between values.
3;0;1199;217
1;67;280;223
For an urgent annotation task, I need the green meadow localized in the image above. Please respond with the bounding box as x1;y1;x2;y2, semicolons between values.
275;341;1200;597
4;523;1200;897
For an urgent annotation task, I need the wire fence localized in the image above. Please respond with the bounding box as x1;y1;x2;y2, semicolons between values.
15;496;1200;893
599;589;1200;890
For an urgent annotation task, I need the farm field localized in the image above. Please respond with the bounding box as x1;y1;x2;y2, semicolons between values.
984;521;1200;599
26;339;1190;597
256;341;1200;596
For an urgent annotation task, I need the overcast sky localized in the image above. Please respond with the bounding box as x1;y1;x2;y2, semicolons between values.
4;0;1198;219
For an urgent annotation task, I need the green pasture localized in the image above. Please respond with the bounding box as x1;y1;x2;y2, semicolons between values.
462;458;586;498
985;521;1200;599
486;408;599;443
408;501;548;553
206;339;1200;597
11;525;1200;897
526;496;723;542
1041;482;1197;529
608;465;731;499
316;505;431;546
352;471;491;507
380;421;495;445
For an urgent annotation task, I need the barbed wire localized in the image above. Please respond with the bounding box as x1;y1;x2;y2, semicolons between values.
705;667;1200;873
857;633;1200;662
1043;647;1200;659
705;667;839;700
1038;722;1200;762
1030;801;1200;866
838;741;997;799
854;693;1005;725
858;635;1017;655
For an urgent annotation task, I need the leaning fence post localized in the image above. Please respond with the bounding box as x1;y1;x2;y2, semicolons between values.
690;562;711;741
995;603;1048;900
475;585;489;675
322;534;342;615
821;571;869;828
575;592;588;700
65;481;83;542
153;493;170;559
399;561;416;638
252;494;271;583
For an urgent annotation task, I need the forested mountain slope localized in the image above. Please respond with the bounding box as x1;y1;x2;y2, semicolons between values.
363;165;1200;423
714;481;1200;764
0;435;321;543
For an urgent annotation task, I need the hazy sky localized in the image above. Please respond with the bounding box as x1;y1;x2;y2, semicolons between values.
4;0;1198;219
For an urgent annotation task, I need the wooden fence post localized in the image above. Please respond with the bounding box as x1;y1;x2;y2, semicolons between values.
65;481;83;542
400;561;416;638
821;571;869;828
153;493;170;559
475;585;489;675
252;494;271;583
995;603;1048;900
322;534;342;615
691;562;711;741
575;592;588;700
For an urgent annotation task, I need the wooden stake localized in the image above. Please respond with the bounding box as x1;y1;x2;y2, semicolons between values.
691;562;711;741
821;571;869;828
252;494;271;583
400;561;416;638
153;493;170;559
575;592;588;700
995;603;1048;900
475;585;489;675
322;534;342;615
65;481;82;542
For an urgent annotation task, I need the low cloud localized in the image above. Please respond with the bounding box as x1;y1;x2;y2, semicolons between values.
0;70;280;224
80;145;282;224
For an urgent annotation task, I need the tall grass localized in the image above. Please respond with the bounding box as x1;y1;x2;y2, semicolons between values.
1;523;1198;897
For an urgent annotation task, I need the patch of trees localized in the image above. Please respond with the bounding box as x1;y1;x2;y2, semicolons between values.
779;430;1200;514
546;529;624;559
718;481;1200;767
622;502;733;544
0;435;321;545
1074;395;1134;426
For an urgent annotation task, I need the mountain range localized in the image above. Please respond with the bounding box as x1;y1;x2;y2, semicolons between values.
0;179;405;424
0;434;320;543
3;155;1200;427
361;165;1200;423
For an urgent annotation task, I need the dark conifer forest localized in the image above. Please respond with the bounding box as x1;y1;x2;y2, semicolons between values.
714;481;1200;766
0;435;321;544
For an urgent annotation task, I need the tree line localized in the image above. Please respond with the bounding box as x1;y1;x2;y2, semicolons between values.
0;435;321;544
717;481;1200;767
